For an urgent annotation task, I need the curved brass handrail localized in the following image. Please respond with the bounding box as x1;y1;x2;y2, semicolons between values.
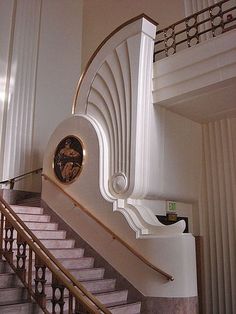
42;173;174;281
0;195;111;314
0;168;42;189
72;13;158;114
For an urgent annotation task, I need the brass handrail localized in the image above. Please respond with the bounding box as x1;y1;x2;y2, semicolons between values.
42;173;174;281
0;195;111;314
0;167;42;189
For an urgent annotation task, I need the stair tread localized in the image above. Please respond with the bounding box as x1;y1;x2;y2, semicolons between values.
108;301;141;312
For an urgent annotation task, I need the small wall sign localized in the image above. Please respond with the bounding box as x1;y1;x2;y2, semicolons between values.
166;200;177;212
53;135;83;184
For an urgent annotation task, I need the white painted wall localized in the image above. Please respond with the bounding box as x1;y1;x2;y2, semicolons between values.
200;118;236;314
82;0;185;69
32;0;83;191
146;105;202;202
0;0;15;179
0;0;83;191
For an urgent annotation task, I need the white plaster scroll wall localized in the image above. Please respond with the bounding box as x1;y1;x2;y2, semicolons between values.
73;16;187;237
43;114;198;298
43;15;198;297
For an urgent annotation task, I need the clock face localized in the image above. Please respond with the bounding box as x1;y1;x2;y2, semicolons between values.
53;135;83;184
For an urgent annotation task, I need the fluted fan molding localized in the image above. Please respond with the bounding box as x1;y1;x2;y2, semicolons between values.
73;16;185;237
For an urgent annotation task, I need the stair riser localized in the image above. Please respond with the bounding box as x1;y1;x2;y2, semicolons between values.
49;248;84;259
11;206;43;215
96;290;128;306
36;279;117;298
12;239;75;249
12;229;66;240
0;261;12;273
16;214;50;222
12;248;85;259
24;222;58;230
83;279;116;294
20;257;94;270
0;303;43;314
109;303;141;314
31;268;105;284
0;273;21;288
45;290;129;313
57;257;94;269
0;288;28;303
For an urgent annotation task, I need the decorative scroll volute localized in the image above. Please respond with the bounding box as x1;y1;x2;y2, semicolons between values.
73;16;157;201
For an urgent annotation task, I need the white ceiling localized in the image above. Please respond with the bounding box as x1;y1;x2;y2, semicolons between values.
158;77;236;124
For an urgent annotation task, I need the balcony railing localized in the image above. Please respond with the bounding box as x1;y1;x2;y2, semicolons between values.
154;0;236;61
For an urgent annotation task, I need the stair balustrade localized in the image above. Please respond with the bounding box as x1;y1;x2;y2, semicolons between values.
0;195;111;314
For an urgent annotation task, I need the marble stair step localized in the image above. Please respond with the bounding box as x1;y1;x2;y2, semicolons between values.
24;221;58;230
12;229;66;240
109;302;141;314
22;256;94;270
45;290;133;313
0;273;21;288
31;229;66;239
56;257;94;269
36;278;116;298
0;260;12;273
16;213;51;222
0;302;42;314
0;287;28;304
12;247;85;260
15;196;42;207
32;267;105;284
82;278;116;294
94;290;128;307
10;205;44;215
49;248;85;259
12;238;75;249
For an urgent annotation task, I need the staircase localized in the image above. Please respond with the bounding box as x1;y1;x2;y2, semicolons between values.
4;203;142;313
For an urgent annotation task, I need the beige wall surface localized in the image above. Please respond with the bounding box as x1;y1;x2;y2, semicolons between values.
82;0;185;69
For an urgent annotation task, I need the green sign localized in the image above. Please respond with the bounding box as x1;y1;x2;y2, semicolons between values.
167;201;177;212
